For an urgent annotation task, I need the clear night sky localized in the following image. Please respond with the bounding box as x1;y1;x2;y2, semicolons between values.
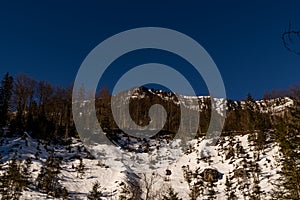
0;1;300;100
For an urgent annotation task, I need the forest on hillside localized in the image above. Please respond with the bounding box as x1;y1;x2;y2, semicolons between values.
0;72;299;139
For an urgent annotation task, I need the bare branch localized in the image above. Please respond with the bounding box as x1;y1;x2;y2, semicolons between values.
282;22;300;55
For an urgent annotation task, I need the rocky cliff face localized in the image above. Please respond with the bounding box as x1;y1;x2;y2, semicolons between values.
107;87;292;133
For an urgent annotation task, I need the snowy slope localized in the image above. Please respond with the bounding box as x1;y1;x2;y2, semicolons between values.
0;131;283;200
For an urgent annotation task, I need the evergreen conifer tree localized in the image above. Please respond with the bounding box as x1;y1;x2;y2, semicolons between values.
36;150;66;198
162;187;182;200
22;158;32;187
225;175;236;200
77;158;85;178
88;181;103;200
1;154;26;199
0;73;13;127
206;181;217;200
274;95;300;199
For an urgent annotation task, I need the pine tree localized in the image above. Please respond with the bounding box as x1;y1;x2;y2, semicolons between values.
275;88;300;200
22;158;32;187
245;92;266;135
88;181;103;200
189;183;201;200
0;155;6;197
162;187;182;200
36;150;66;198
250;162;262;200
225;175;236;200
1;154;26;199
118;182;131;200
0;72;13;127
77;158;85;178
62;187;68;200
206;181;217;200
274;96;300;200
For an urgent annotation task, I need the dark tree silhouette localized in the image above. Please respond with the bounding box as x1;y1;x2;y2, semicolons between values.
282;22;300;55
0;72;13;127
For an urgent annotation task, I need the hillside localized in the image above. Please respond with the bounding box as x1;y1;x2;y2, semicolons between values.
1;76;299;199
0;130;284;199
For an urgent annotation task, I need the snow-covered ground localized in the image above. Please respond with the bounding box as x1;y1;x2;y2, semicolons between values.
0;131;282;199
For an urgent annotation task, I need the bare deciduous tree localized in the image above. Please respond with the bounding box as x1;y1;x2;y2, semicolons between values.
141;172;160;200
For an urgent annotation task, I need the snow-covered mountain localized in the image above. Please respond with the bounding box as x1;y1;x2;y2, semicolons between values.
0;88;294;199
109;87;292;134
0;130;283;199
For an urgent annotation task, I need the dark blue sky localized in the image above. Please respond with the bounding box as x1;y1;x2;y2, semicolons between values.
1;0;300;100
